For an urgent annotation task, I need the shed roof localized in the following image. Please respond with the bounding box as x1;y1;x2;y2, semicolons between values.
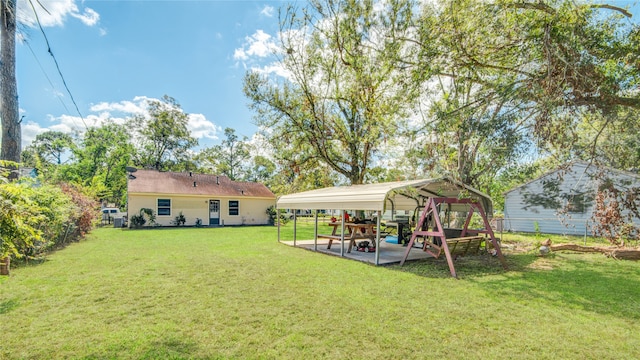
504;160;640;195
277;177;492;213
128;169;275;198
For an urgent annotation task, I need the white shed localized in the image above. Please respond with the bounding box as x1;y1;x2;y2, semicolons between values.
503;161;640;235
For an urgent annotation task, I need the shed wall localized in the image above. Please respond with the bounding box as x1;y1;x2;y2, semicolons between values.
504;162;640;235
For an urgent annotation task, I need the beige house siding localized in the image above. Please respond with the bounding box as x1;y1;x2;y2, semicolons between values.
128;193;274;227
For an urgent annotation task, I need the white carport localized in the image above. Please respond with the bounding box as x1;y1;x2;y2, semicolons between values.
276;177;505;277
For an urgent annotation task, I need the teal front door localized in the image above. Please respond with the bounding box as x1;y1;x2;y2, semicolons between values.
209;200;220;225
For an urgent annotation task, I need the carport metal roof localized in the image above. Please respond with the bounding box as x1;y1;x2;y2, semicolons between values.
276;177;493;214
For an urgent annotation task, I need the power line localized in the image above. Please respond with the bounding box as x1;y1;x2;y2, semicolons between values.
28;0;87;129
24;40;74;115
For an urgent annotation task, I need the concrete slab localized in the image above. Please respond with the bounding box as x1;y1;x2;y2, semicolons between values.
280;238;435;265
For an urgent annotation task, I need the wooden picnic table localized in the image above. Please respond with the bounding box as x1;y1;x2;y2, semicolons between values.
318;222;377;253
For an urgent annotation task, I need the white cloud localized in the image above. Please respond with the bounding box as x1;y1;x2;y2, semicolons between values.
250;64;290;79
17;0;99;28
188;114;221;140
22;121;47;147
233;30;278;61
22;96;221;147
261;5;275;17
90;99;148;115
247;132;274;160
70;7;99;26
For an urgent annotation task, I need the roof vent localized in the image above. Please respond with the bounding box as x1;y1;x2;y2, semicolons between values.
189;172;192;177
193;181;197;187
216;176;219;185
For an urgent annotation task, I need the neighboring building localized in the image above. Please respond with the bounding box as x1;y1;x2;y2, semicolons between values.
503;161;640;235
127;170;276;227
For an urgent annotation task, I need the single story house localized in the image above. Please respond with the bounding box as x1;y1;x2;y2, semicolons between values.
127;169;276;227
503;161;640;235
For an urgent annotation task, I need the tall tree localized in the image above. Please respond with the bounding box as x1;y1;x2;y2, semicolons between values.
130;95;197;171
571;109;640;171
49;122;133;205
424;0;640;153
244;0;421;185
75;123;132;204
26;131;74;165
196;128;251;181
407;69;529;197
245;155;276;183
0;0;20;176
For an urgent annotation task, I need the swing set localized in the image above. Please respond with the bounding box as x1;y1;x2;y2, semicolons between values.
399;197;508;278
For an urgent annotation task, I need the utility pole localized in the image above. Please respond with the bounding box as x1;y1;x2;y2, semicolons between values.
1;0;20;179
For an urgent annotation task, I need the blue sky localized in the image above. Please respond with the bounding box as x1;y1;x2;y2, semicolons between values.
14;0;640;151
17;0;291;149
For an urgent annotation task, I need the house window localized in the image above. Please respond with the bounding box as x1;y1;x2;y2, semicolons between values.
157;199;171;216
229;200;239;216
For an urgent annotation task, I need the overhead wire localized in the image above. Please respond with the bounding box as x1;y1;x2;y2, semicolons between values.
27;0;87;129
23;40;74;117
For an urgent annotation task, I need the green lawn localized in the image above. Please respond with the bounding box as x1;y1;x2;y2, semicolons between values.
1;225;639;359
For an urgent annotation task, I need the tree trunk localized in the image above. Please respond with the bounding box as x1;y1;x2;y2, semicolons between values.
1;0;21;177
550;243;640;260
0;256;9;276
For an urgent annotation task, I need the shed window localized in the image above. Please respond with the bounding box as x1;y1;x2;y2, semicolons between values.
229;200;239;216
157;199;171;216
566;193;587;213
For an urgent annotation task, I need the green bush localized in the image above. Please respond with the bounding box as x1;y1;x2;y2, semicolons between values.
130;208;155;228
266;206;289;225
173;211;186;226
0;170;98;263
0;183;45;260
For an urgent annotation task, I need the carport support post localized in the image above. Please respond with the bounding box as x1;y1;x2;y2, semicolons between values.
340;211;345;257
293;211;297;247
314;210;319;251
375;210;381;266
276;203;280;243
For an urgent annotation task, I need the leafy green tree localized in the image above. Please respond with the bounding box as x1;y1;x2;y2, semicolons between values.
131;95;198;171
196;128;250;181
245;155;276;183
244;0;420;185
410;68;529;198
28;131;74;165
423;0;639;154
52;122;132;205
571;109;640;171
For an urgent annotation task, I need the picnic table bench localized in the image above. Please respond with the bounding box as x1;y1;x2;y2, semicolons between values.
318;222;377;253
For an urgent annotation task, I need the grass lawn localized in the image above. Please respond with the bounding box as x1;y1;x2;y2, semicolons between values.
1;225;639;359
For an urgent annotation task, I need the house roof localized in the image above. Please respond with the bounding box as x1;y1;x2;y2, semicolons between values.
128;170;276;199
277;177;492;213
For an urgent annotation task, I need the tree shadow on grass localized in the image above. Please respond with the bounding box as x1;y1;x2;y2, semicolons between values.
85;337;204;360
139;338;203;360
387;250;535;279
390;250;640;320
0;298;19;315
470;252;640;320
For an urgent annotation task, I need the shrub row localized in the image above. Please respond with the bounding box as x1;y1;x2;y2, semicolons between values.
0;179;98;264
